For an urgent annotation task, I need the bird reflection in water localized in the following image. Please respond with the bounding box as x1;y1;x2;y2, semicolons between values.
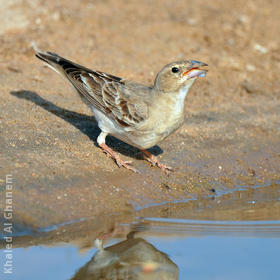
71;231;178;280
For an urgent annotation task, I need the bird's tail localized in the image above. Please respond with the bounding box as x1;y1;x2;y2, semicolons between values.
33;44;97;108
35;48;68;76
35;50;62;66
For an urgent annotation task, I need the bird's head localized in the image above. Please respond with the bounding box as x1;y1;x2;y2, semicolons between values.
154;60;208;93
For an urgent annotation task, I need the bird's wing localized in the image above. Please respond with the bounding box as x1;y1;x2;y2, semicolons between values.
80;73;150;128
36;51;150;128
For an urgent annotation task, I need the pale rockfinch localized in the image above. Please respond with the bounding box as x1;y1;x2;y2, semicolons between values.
35;50;207;173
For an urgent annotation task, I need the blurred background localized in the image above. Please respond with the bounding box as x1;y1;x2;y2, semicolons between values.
1;0;279;96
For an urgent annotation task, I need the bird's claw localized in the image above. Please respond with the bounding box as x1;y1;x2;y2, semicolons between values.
99;143;140;173
115;158;139;173
142;150;173;175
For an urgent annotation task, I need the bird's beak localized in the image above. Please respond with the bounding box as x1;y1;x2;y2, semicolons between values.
183;60;208;79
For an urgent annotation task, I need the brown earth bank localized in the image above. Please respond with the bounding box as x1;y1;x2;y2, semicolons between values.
0;0;279;234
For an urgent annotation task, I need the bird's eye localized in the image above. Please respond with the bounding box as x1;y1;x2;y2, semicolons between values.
171;67;179;73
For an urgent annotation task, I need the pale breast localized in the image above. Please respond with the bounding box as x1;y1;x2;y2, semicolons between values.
91;90;187;150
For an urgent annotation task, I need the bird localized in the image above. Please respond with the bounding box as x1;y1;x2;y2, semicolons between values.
35;49;208;174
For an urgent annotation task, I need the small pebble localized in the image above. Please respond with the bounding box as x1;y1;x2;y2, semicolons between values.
187;18;197;25
238;15;249;24
35;18;41;25
228;38;235;46
241;80;262;94
7;66;21;73
52;12;61;21
254;43;268;54
248;168;256;176
245;64;256;72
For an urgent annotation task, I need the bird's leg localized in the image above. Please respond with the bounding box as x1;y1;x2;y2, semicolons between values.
140;149;173;174
97;132;139;173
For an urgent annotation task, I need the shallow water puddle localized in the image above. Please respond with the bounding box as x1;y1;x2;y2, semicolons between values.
1;218;280;280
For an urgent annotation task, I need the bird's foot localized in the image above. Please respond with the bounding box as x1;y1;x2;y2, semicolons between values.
141;149;173;175
99;143;139;173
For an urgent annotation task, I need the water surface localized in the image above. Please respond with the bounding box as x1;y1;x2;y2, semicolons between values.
1;217;280;280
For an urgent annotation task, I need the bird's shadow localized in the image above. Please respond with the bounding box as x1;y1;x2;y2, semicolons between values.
10;90;162;159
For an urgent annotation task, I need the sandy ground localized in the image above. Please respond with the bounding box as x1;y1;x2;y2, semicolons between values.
0;0;279;239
